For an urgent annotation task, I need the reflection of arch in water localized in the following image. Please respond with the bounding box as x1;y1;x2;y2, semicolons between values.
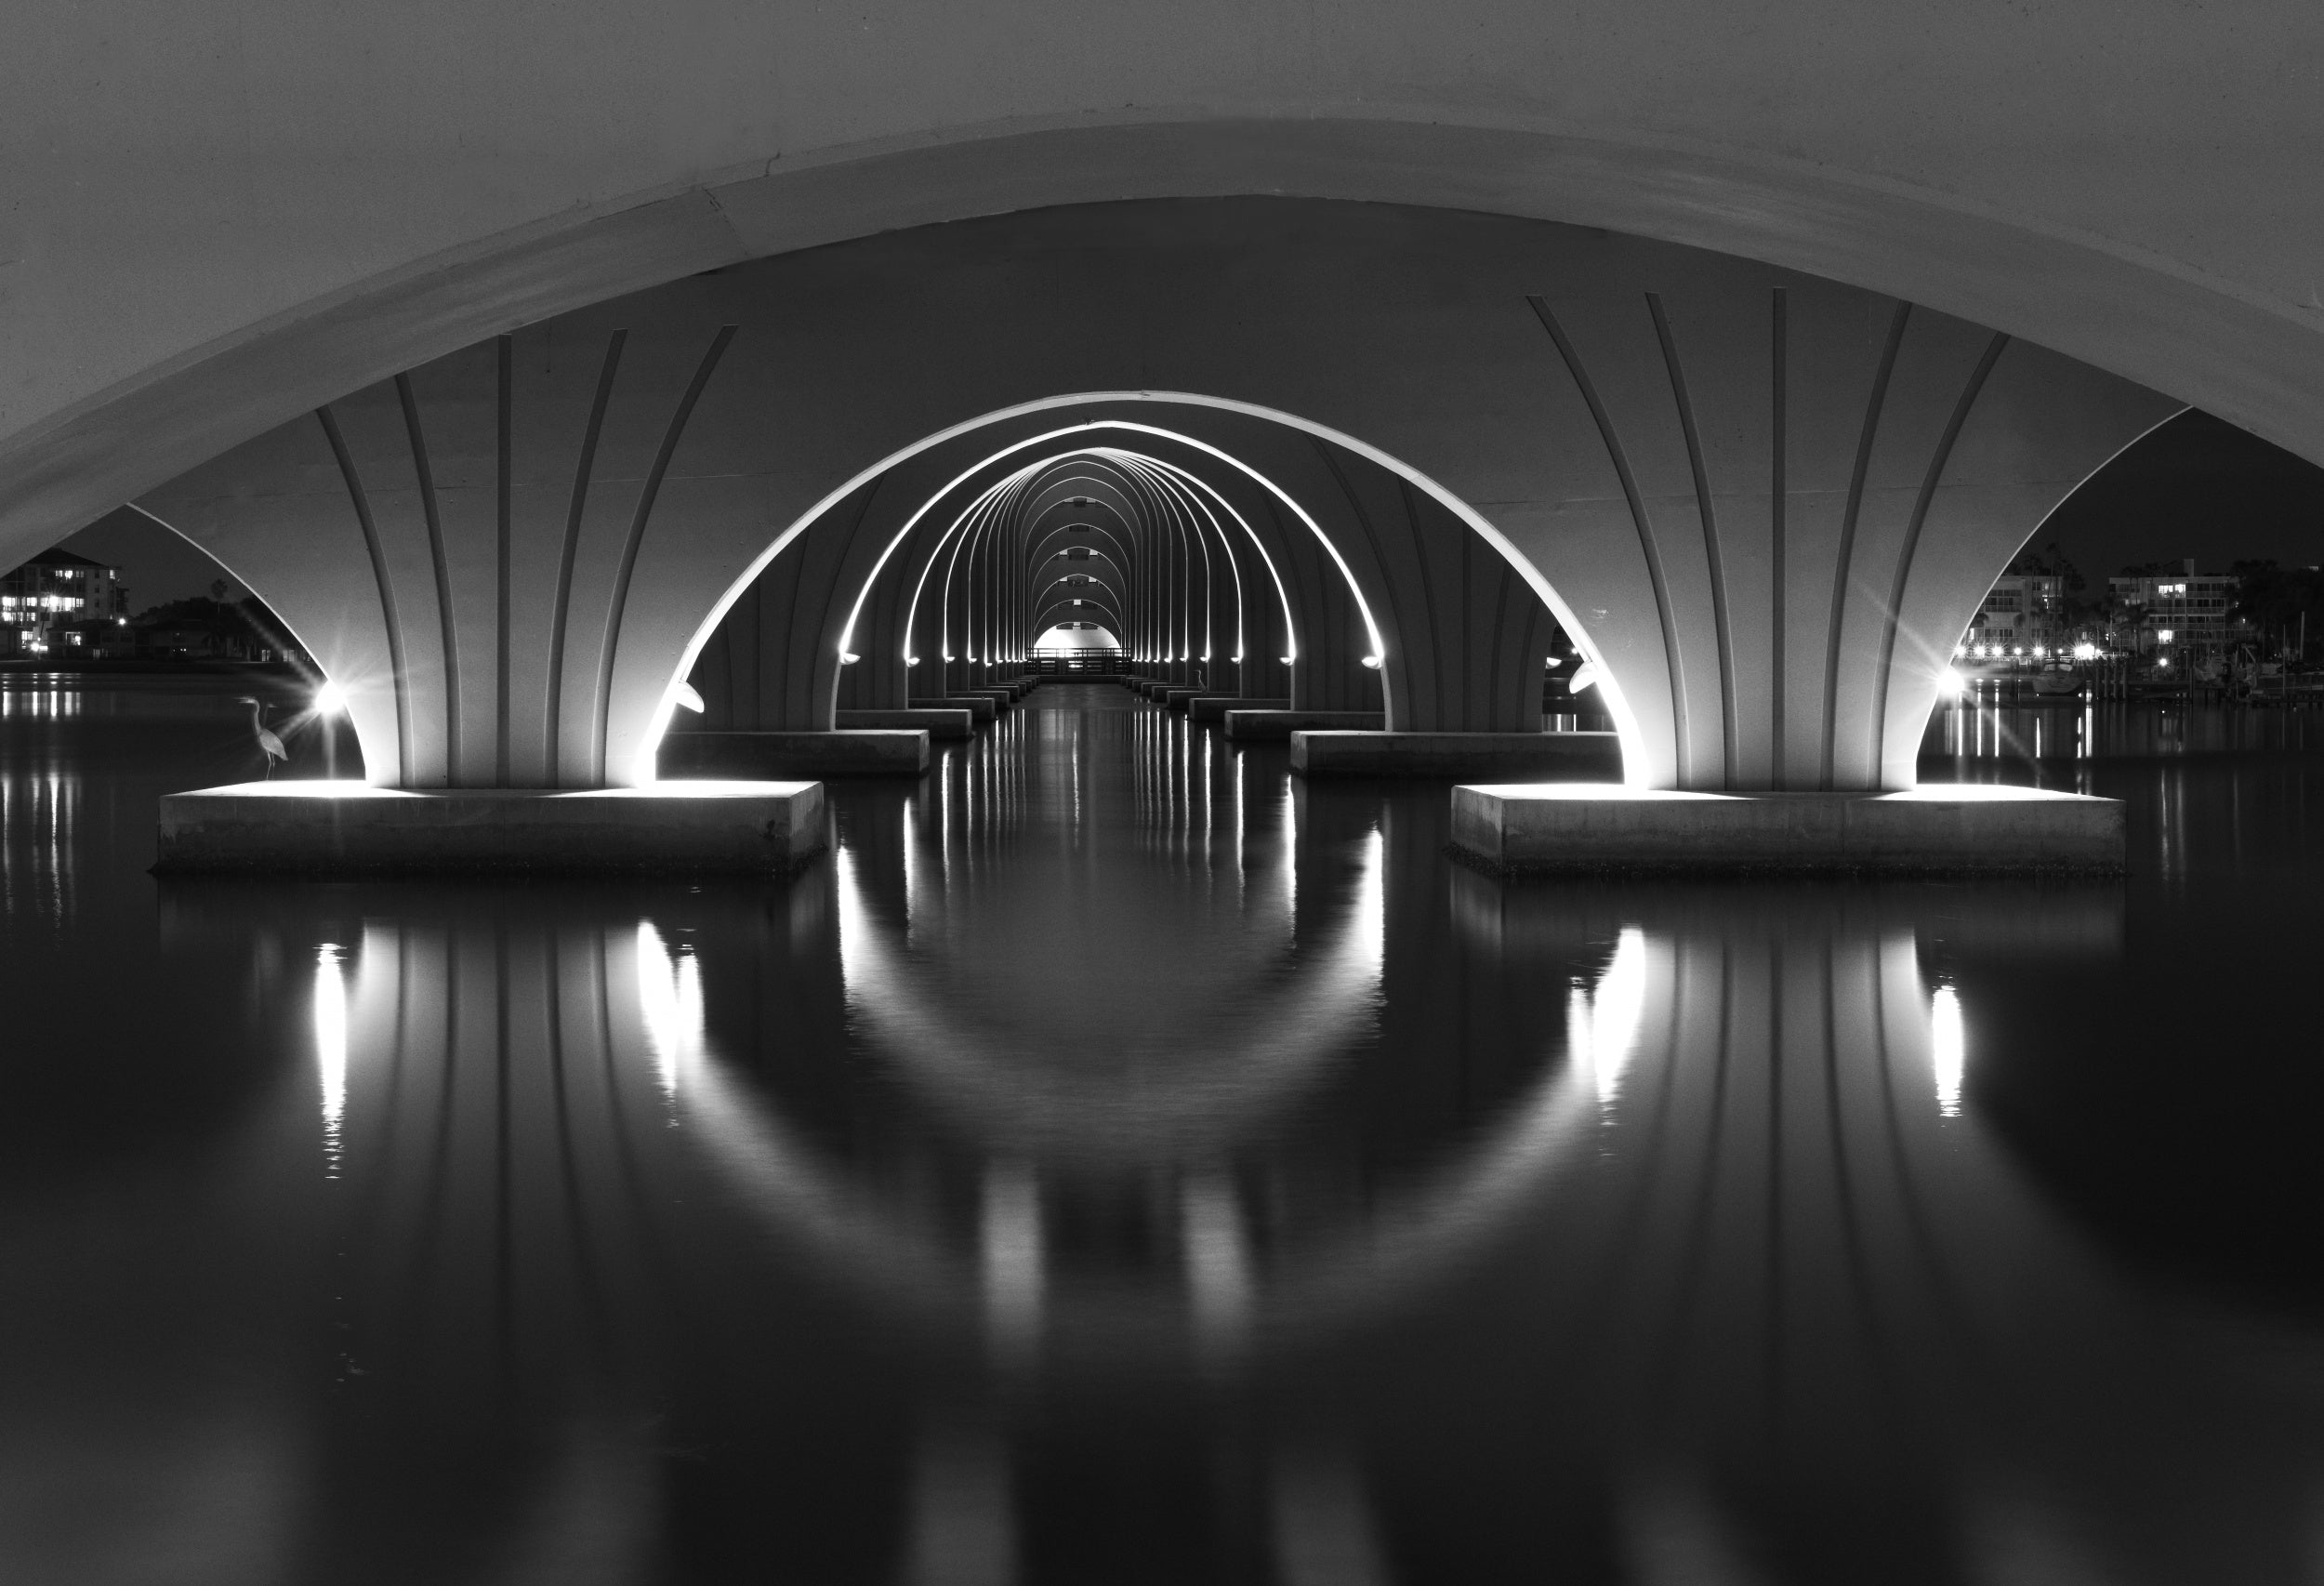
163;859;2324;1558
276;877;2147;1382
827;813;1383;1168
150;866;2324;1574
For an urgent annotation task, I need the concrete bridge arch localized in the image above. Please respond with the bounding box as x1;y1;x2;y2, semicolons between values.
10;0;2322;563
134;198;2174;792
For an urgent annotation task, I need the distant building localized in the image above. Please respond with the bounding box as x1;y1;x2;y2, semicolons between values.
0;548;130;657
2107;560;2238;654
1962;572;2070;657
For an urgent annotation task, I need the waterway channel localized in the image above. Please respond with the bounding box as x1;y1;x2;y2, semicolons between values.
3;679;2321;1584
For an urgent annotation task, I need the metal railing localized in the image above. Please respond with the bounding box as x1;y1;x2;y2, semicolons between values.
1027;649;1125;677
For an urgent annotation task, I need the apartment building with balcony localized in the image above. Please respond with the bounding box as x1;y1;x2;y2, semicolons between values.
1;548;129;657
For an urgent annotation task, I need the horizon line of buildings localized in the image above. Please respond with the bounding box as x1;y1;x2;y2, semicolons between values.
2;544;2301;668
1963;559;2310;662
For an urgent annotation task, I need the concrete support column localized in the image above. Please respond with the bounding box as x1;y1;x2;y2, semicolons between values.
1522;284;2174;789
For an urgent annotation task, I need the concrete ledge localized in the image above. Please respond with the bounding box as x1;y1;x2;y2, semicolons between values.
914;694;997;723
1448;783;2125;875
1164;688;1229;712
1293;730;1623;779
953;687;1015;712
1223;709;1386;741
155;781;827;875
659;730;928;777
838;707;973;739
1191;694;1285;722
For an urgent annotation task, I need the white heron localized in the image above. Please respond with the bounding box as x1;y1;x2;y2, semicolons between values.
242;696;288;778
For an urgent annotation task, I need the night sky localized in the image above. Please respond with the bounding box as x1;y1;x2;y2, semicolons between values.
50;410;2324;614
2037;409;2324;585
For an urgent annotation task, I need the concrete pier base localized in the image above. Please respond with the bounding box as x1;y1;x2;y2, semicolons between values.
838;707;974;739
659;730;929;777
1222;709;1385;741
1191;695;1285;722
1448;783;2125;876
155;781;828;875
913;694;997;724
1293;730;1622;779
1164;689;1233;712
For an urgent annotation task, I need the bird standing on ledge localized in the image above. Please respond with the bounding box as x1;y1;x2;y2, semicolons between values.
242;696;288;779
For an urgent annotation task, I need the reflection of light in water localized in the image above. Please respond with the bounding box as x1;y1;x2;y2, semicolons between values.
1352;827;1385;965
901;797;917;937
1932;985;1966;1117
313;944;347;1172
1182;1173;1253;1342
635;922;701;1104
1271;1444;1393;1586
1570;927;1648;1104
981;1164;1044;1358
903;1421;1017;1586
834;846;872;988
1283;775;1297;914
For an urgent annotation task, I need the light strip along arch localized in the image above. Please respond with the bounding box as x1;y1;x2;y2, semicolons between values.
1023;446;1267;668
1107;449;1247;665
1028;538;1131;594
1021;478;1142;598
871;435;1304;690
1015;459;1152;662
1033;600;1128;637
1103;450;1202;665
912;473;1018;665
823;401;1396;684
667;391;1606;773
1026;520;1135;585
953;471;1046;665
1035;572;1125;608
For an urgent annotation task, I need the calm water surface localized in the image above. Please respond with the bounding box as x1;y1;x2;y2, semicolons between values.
4;681;2324;1584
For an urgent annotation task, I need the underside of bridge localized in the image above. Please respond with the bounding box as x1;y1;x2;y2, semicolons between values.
134;199;2172;815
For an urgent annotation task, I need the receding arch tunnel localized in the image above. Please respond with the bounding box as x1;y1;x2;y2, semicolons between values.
132;197;2174;791
682;403;1586;751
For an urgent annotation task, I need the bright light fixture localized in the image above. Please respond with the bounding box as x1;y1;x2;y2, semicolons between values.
1360;654;1383;669
840;652;860;665
1939;667;1965;696
314;680;349;714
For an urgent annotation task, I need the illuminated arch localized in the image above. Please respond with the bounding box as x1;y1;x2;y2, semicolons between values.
654;391;1628;782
